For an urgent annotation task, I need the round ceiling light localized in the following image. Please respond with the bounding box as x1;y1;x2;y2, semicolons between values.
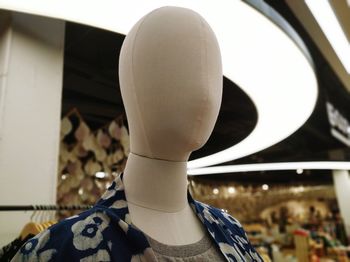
187;161;350;176
0;0;318;169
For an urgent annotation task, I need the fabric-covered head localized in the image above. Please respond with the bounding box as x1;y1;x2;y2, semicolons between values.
119;6;222;161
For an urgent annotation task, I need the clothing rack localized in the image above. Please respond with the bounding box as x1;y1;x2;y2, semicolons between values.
0;205;92;211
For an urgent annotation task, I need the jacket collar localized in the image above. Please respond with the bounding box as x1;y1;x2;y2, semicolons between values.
95;173;262;262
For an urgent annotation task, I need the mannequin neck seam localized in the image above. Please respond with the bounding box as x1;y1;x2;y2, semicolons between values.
127;198;188;213
130;152;188;164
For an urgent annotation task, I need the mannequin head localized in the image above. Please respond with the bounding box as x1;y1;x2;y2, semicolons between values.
119;6;222;161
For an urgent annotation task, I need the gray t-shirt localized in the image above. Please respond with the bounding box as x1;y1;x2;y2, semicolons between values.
145;232;226;261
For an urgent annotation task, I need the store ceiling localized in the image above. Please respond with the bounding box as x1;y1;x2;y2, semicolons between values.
238;0;350;163
62;0;350;183
285;0;350;92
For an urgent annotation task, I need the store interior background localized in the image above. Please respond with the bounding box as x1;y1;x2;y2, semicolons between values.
1;0;350;261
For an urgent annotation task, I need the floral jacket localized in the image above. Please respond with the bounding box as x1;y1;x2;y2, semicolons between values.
12;174;263;262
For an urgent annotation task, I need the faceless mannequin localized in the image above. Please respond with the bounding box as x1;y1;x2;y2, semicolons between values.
119;6;222;246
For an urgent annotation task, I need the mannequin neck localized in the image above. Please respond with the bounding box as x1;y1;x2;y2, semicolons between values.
123;152;189;213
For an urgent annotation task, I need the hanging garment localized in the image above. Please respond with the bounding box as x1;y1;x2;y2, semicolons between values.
0;234;35;262
11;174;263;262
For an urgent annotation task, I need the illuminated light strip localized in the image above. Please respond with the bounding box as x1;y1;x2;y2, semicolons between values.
0;0;317;168
187;162;350;175
305;0;350;73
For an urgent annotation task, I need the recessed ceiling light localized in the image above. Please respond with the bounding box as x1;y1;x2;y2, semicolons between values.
262;184;269;191
228;186;236;194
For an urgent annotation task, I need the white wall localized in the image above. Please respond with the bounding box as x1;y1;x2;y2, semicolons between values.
333;170;350;237
0;11;64;246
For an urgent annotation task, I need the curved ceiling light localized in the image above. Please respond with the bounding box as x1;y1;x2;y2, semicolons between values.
305;0;350;74
187;161;350;175
0;0;318;168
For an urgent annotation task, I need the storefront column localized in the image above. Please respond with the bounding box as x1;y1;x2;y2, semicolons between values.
332;170;350;237
0;11;65;245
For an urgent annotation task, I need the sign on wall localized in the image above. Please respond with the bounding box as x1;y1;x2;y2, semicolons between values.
326;101;350;147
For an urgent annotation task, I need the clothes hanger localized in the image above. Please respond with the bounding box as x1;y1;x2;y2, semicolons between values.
20;206;58;240
20;206;42;240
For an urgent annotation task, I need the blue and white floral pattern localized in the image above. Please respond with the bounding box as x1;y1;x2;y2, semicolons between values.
80;249;110;262
72;213;110;251
12;174;263;261
17;230;56;261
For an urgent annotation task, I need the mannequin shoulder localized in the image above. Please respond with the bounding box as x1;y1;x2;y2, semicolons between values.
11;209;115;261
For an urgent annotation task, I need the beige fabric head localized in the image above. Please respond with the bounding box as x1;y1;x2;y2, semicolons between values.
119;6;222;161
